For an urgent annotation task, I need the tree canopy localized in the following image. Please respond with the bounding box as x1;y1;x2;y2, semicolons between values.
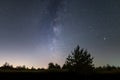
63;45;94;73
48;62;61;70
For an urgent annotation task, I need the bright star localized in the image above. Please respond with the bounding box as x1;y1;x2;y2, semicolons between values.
104;37;107;40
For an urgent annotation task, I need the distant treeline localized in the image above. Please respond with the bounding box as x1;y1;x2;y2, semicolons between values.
0;45;120;74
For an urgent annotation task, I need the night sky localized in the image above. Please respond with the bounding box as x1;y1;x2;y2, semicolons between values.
0;0;120;68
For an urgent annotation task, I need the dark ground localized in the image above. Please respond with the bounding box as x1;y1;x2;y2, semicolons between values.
0;72;120;80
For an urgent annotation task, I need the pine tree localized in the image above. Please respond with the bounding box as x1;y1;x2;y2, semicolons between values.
63;45;94;73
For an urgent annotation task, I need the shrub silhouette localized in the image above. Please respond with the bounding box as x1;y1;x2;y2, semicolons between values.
48;62;61;71
63;45;94;73
0;62;13;70
48;63;55;69
15;65;27;70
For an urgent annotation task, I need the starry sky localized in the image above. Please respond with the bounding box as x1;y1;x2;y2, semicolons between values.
0;0;120;68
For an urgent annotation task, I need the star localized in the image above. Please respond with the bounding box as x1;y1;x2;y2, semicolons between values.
103;37;107;41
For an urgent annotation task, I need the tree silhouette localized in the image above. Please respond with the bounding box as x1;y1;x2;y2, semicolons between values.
63;45;94;73
48;62;61;70
0;62;13;70
55;63;61;69
48;63;55;69
16;65;27;70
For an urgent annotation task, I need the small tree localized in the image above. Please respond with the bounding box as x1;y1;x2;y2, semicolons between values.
55;64;61;69
16;65;26;70
63;45;94;73
48;62;61;70
48;62;55;69
1;62;13;69
31;66;36;70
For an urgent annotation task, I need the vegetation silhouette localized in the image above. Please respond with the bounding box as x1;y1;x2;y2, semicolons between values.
0;62;13;70
0;45;120;80
62;45;94;73
48;63;61;69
